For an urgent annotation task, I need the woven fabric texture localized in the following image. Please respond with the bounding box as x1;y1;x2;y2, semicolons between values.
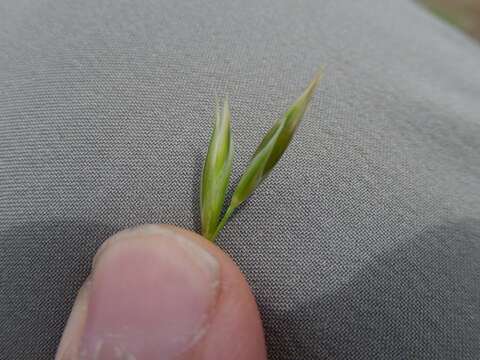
1;0;480;358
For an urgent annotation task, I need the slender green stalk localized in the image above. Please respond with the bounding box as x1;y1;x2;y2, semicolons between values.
200;70;323;241
211;205;235;241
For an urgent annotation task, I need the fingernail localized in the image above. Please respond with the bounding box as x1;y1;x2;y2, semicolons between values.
79;225;220;359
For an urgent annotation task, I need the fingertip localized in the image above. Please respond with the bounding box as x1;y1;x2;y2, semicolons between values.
57;225;267;360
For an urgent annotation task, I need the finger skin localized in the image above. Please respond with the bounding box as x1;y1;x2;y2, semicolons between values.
56;224;267;360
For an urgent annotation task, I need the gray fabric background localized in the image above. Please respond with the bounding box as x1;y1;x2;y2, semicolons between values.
1;0;480;358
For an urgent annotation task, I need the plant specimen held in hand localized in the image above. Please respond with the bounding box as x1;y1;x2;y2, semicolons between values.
200;71;323;241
